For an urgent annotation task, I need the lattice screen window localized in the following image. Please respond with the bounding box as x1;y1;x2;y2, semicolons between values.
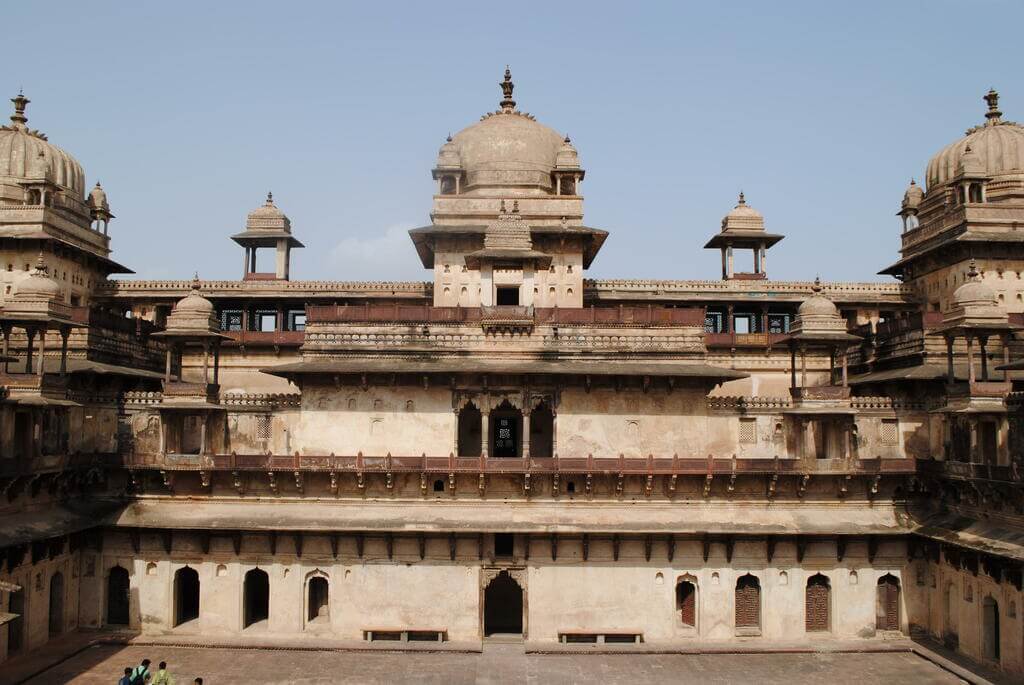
880;419;899;445
256;414;272;442
739;418;758;444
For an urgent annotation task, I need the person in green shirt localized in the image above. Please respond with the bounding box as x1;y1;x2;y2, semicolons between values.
151;661;175;685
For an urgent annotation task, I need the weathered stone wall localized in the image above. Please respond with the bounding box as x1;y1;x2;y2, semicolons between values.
0;552;81;663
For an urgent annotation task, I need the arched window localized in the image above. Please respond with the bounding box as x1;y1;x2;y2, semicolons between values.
7;587;24;653
48;571;64;637
969;183;983;203
676;578;697;628
805;574;831;632
982;597;1000;663
529;402;554;458
173;566;200;626
735;574;761;631
944;582;958;641
490;400;522;458
106;566;130;626
243;568;270;628
433;478;445;493
457;402;482;457
876;574;900;631
307;574;329;625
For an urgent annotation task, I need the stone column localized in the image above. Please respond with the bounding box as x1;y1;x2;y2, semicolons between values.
522;407;531;459
59;327;69;377
945;336;955;384
978;335;989;381
481;399;490;458
37;327;46;377
966;335;976;384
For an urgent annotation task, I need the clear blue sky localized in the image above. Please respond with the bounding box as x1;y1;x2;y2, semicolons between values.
4;1;1022;282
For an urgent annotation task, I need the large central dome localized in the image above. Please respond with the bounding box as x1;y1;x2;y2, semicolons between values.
925;89;1024;190
0;93;86;200
441;69;568;194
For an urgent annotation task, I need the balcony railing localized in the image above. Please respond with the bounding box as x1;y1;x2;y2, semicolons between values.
705;332;789;348
306;304;705;327
128;452;917;476
223;330;305;346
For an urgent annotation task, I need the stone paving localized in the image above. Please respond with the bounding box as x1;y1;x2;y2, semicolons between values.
18;643;968;685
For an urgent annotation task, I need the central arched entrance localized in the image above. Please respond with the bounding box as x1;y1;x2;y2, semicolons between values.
106;566;130;626
484;570;523;637
48;571;64;637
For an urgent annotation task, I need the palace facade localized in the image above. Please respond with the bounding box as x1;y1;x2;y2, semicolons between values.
1;73;1023;677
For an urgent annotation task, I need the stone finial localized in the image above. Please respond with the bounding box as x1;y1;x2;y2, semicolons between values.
812;275;823;293
191;272;201;290
34;251;47;273
266;191;274;205
738;191;746;206
564;135;571;144
499;66;516;113
10;91;28;126
511;200;519;214
499;199;507;214
984;88;1002;122
967;258;980;280
446;133;453;143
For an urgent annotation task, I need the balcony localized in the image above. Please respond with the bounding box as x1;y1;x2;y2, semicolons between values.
161;381;220;406
306;304;705;327
705;332;788;349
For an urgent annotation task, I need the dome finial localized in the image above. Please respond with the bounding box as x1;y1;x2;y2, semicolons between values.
35;251;46;273
812;275;822;293
191;272;201;291
10;91;29;127
967;258;980;280
499;66;516;113
984;88;1002;123
266;191;274;205
738;190;746;206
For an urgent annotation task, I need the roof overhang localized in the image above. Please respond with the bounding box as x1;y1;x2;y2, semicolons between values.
703;231;785;250
230;231;304;249
408;224;609;269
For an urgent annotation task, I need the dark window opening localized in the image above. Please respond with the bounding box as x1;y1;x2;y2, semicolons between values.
494;533;514;558
458;403;482;457
496;287;519;306
484;571;523;636
174;567;200;626
677;580;696;627
876;574;900;632
106;566;130;625
440;176;456;195
566;481;576;494
7;589;24;653
433;479;445;493
244;568;270;628
48;571;64;637
982;597;1000;662
529;402;554;458
490;400;521;458
307;576;329;624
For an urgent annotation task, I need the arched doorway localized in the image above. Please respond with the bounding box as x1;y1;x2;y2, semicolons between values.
48;571;64;637
106;566;130;625
244;568;270;628
982;597;1000;662
490;400;522;458
173;566;200;626
944;582;958;642
876;574;900;631
805;574;830;632
735;574;761;631
457;402;482;457
7;588;24;653
307;575;329;625
676;578;697;628
484;571;523;636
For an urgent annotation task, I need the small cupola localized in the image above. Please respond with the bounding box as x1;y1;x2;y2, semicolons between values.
432;134;464;195
230;192;304;280
703;192;784;280
87;181;114;234
552;135;584;196
898;179;923;232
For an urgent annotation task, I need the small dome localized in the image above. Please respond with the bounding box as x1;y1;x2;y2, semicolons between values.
245;192;291;233
952;260;997;308
0;93;86;198
555;136;580;169
87;182;109;212
445;69;568;193
956;144;985;177
926;89;1024;189
901;179;923;211
435;134;461;170
797;278;839;318
720;192;765;232
173;277;215;314
14;255;62;300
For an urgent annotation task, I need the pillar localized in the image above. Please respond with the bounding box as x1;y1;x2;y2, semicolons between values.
213;343;220;385
841;346;849;387
59;327;69;377
275;239;288;280
242;247;250;278
726;247;734;279
522;407;531;459
978;335;989;381
481;399;490;457
721;248;728;280
790;344;797;389
945;336;955;384
37;327;46;377
2;324;10;374
164;346;173;384
800;344;807;389
199;414;208;456
201;340;210;385
966;335;976;384
24;328;34;374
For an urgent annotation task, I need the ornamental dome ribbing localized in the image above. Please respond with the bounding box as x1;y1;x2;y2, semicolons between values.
925;89;1024;189
445;68;568;193
0;93;86;198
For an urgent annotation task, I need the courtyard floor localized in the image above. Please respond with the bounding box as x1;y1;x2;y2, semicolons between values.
15;642;972;685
